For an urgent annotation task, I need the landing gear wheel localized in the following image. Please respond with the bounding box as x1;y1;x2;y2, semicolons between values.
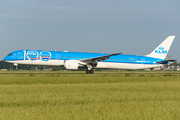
86;70;94;74
90;70;94;74
86;70;90;74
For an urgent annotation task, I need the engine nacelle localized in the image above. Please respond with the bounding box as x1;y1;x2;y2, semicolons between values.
64;60;79;70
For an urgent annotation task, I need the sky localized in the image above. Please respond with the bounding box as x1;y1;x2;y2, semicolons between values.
1;0;180;61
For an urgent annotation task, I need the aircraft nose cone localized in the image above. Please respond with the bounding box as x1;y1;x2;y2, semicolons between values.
4;56;9;61
4;54;12;61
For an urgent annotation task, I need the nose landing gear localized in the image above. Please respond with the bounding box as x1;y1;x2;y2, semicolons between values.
14;63;18;70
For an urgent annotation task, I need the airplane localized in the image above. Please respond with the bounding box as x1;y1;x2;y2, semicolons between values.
4;36;175;74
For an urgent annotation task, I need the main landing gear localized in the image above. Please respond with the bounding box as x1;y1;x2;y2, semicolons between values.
86;70;94;74
86;63;96;74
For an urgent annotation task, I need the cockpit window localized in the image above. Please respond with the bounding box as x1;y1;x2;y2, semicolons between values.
8;54;12;56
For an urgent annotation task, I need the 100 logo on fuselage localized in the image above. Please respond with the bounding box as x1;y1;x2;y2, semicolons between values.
26;51;51;61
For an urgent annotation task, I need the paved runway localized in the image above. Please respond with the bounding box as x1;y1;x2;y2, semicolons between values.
0;72;179;75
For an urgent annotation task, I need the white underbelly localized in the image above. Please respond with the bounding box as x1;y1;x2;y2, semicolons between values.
7;60;64;66
97;62;163;70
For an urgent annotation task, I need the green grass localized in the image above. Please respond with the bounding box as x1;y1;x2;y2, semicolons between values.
0;72;180;120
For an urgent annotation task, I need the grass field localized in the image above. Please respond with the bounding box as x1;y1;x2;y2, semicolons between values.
0;71;180;120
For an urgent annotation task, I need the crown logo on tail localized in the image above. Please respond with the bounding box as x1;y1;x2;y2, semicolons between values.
158;46;164;50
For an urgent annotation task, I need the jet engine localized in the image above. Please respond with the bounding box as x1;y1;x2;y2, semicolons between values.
64;60;79;70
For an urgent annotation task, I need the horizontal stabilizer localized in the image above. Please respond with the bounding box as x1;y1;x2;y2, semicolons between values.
156;60;176;64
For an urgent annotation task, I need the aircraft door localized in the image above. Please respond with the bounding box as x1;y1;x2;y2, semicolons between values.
141;58;145;65
17;52;24;60
56;54;60;60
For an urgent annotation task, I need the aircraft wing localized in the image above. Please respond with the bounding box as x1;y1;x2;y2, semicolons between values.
80;52;124;63
156;60;176;64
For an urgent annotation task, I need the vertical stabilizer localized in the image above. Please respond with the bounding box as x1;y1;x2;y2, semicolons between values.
146;36;175;59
